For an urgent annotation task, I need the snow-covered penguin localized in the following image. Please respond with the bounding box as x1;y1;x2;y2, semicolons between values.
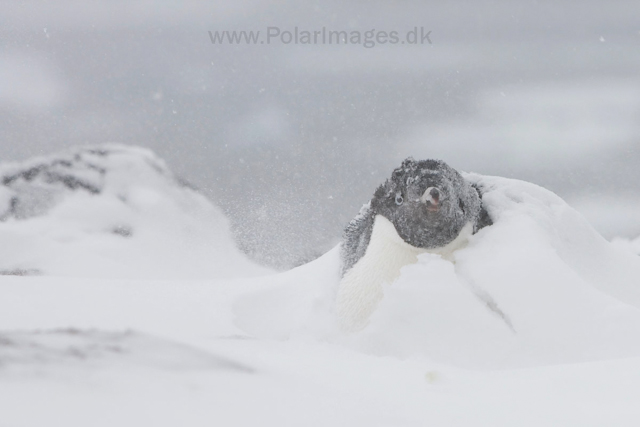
336;158;492;331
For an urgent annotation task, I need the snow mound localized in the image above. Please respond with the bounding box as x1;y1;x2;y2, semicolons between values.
0;144;270;279
0;329;252;376
234;174;640;369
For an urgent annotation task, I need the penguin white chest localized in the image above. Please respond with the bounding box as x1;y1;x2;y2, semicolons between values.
336;215;473;331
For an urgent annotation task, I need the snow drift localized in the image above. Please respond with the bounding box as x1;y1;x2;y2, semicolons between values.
0;144;269;279
2;164;640;426
234;173;640;369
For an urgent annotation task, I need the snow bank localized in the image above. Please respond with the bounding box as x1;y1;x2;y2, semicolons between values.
0;144;270;279
2;166;640;426
234;174;640;369
2;169;640;426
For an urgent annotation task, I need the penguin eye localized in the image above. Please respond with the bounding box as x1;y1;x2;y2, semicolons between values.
395;193;404;205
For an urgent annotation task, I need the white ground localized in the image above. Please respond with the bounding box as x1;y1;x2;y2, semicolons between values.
1;150;640;426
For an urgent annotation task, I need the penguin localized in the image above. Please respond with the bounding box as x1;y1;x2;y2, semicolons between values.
336;157;492;331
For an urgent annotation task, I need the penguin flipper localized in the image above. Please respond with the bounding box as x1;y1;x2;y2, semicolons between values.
340;202;376;277
471;183;493;232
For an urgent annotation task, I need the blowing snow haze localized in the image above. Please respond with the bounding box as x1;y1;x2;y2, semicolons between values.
1;0;639;268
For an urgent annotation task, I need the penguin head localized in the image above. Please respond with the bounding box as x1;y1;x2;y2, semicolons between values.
370;157;480;249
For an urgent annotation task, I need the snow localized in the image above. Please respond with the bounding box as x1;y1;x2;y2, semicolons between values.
0;144;270;279
612;235;640;256
2;151;640;426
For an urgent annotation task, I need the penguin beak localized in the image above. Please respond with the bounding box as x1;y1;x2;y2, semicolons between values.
420;187;441;211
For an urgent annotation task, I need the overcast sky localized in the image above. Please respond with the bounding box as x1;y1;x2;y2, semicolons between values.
1;0;638;268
